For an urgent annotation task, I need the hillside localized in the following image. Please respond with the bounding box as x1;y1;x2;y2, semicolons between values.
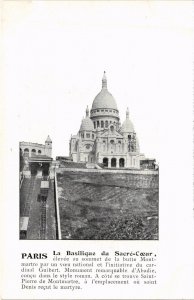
57;170;159;240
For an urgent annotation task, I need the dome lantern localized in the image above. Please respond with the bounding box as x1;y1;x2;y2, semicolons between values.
126;107;129;119
86;105;89;117
102;71;107;89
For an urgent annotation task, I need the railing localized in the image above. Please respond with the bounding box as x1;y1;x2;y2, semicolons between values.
40;200;46;239
19;172;24;188
57;167;159;175
54;171;62;239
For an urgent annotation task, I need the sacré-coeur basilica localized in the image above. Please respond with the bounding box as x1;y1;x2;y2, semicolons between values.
69;72;145;169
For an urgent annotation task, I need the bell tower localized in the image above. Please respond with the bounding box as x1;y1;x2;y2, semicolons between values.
45;135;52;157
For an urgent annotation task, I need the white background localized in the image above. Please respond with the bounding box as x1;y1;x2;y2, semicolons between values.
1;1;194;299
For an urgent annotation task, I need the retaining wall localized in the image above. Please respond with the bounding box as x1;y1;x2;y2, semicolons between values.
56;168;159;189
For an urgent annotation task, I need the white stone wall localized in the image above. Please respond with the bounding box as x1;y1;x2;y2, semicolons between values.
45;142;52;157
20;141;52;158
20;142;46;157
69;118;141;168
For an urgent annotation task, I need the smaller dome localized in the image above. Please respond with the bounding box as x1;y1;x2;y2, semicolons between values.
80;117;94;131
121;108;134;133
121;119;134;133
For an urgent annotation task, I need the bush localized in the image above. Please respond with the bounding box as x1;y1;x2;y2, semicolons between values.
90;215;158;240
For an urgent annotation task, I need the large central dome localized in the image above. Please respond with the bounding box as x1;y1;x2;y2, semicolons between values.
92;89;118;110
91;72;118;110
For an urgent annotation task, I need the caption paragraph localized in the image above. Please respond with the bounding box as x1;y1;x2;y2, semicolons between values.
20;250;157;291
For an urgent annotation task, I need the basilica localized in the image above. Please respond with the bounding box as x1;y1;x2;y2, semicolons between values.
69;72;145;169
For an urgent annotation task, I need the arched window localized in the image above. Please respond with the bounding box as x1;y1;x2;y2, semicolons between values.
118;141;121;152
24;148;29;157
110;125;114;132
97;121;100;128
111;158;116;168
101;120;104;128
119;158;125;168
105;120;108;128
103;141;106;151
103;157;108;167
38;150;42;154
31;149;36;156
94;122;96;129
110;140;114;152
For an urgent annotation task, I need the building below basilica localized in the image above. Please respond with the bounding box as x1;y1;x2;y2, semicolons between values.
69;72;146;169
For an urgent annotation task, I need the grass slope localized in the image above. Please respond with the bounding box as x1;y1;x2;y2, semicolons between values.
57;171;159;240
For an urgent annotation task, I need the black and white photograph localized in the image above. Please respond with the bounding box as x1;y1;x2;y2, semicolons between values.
19;71;159;240
2;1;194;299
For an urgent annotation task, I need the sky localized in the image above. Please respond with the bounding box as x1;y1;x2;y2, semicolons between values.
2;1;193;161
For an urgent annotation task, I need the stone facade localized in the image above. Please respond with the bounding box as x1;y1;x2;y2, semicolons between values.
69;72;145;169
20;135;52;158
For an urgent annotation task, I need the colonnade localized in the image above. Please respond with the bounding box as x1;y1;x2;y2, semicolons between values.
103;157;125;168
93;119;117;129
